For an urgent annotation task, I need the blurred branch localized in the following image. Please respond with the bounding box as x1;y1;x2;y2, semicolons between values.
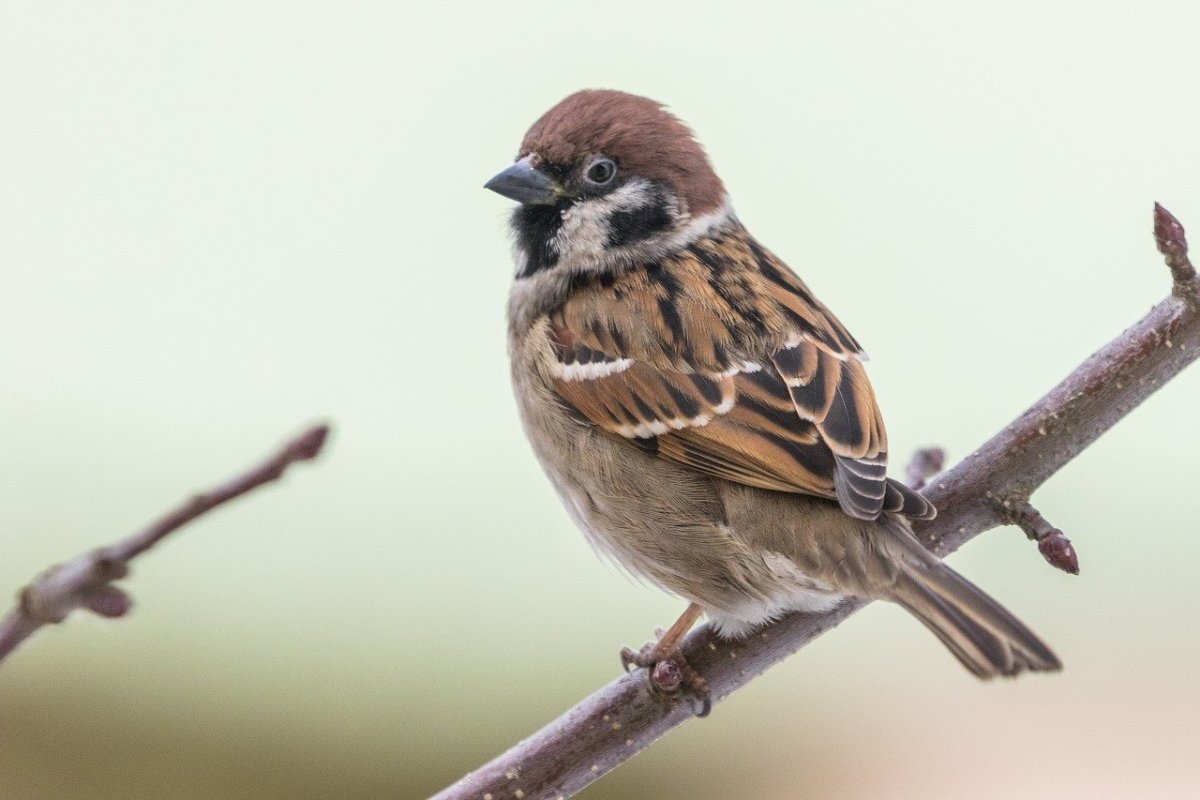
904;446;945;490
0;424;330;665
431;204;1200;800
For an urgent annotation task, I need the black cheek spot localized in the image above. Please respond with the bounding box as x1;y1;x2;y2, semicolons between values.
606;190;675;248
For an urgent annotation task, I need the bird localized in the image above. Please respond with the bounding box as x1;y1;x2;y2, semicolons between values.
486;89;1060;713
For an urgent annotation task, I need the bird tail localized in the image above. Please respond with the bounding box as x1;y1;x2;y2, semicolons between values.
884;523;1061;678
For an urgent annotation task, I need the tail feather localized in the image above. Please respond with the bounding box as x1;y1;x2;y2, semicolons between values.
883;478;937;521
893;572;1014;678
891;560;1061;678
876;514;1061;678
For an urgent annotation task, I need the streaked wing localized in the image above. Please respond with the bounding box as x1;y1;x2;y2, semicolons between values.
547;227;935;521
552;350;837;496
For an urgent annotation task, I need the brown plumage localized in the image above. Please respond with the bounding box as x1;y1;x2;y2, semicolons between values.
545;224;924;520
520;90;726;215
489;89;1059;710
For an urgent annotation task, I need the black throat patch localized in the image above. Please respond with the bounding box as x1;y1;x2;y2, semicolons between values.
512;204;563;278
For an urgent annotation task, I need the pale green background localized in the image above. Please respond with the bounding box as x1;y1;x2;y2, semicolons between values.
2;2;1198;798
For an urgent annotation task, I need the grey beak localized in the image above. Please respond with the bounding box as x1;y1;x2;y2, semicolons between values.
484;157;561;205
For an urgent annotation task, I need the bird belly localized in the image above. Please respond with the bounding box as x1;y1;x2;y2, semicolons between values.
512;358;845;630
704;592;845;639
546;450;846;638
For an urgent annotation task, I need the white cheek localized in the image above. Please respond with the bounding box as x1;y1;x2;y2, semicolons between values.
545;190;739;269
555;181;659;265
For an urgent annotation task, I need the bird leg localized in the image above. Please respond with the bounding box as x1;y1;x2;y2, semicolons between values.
620;602;711;716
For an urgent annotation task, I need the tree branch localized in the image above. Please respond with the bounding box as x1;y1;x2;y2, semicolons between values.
0;424;330;665
1001;498;1079;574
431;204;1200;800
904;446;945;491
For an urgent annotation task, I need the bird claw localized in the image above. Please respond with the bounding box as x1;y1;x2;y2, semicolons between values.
619;642;657;672
619;639;711;717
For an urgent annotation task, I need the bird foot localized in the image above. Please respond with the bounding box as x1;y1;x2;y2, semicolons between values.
620;639;711;717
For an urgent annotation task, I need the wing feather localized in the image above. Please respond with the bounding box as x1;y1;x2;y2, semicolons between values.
543;225;933;521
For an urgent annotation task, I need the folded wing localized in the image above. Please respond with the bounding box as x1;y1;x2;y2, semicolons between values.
546;228;935;521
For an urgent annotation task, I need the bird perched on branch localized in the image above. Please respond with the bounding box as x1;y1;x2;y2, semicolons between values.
486;89;1060;713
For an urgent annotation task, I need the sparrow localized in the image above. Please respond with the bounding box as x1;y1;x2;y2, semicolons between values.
486;89;1060;713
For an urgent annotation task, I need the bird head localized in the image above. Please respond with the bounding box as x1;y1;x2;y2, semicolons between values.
486;90;729;279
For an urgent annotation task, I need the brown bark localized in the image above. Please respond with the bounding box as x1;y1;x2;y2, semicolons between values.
431;205;1200;800
0;425;329;663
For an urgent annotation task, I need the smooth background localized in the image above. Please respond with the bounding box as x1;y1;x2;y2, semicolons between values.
2;2;1198;798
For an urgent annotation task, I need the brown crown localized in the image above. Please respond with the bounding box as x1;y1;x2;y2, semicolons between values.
519;90;726;215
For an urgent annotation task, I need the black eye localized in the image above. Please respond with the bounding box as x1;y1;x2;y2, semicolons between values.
585;157;617;186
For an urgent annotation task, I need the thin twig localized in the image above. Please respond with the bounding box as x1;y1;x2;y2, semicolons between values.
431;204;1200;800
1000;499;1079;575
0;424;330;664
905;447;945;490
1155;202;1197;288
